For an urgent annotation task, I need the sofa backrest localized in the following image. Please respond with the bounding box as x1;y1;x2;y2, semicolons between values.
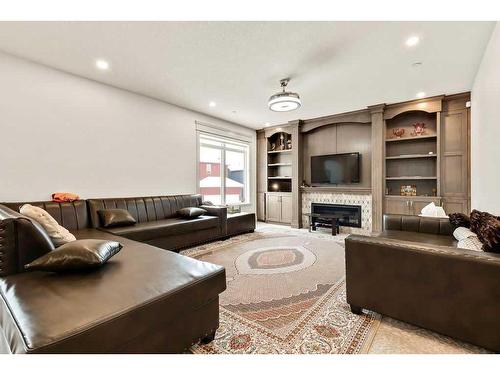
0;204;55;276
1;200;90;231
87;194;203;228
383;214;453;236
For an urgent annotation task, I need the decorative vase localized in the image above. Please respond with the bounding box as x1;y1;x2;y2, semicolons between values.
393;128;405;138
411;122;426;136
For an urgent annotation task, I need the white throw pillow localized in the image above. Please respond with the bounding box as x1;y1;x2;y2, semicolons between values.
453;227;483;251
20;204;76;246
418;202;448;218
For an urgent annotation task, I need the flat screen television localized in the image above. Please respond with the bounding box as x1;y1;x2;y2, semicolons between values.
311;152;360;185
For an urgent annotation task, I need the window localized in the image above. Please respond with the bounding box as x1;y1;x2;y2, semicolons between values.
198;132;249;206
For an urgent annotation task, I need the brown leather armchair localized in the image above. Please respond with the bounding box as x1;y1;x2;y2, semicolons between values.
345;214;500;352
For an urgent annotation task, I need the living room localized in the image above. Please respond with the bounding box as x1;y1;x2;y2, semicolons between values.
1;1;500;373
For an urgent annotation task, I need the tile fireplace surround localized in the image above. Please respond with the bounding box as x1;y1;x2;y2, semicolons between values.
301;192;372;234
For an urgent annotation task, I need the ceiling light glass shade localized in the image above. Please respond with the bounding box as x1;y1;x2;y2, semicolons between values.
268;91;301;112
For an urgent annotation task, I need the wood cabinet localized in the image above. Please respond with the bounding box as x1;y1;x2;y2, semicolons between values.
384;196;441;216
257;192;266;221
265;192;292;224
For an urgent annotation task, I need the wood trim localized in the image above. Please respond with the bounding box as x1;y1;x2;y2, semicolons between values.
370;105;385;232
290;120;303;228
301;186;372;194
263;125;292;138
300;109;371;133
384;95;444;120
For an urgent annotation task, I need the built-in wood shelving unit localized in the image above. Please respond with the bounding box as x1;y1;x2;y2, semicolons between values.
268;163;292;166
385;110;439;197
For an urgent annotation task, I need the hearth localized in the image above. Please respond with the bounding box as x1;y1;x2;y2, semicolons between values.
311;203;362;228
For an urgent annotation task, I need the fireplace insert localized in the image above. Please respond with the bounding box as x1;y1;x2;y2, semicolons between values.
311;203;362;228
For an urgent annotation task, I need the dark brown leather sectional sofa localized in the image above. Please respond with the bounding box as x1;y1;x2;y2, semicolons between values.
346;214;500;352
0;194;255;354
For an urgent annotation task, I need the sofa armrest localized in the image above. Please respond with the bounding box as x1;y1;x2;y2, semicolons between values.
200;205;227;236
345;234;500;351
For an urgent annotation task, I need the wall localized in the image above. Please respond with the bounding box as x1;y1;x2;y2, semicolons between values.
0;52;256;212
302;123;372;188
471;22;500;214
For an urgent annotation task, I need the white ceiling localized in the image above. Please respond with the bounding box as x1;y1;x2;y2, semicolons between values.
0;22;494;129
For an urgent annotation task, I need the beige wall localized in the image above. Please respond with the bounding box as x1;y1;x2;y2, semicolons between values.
471;22;500;215
0;51;256;212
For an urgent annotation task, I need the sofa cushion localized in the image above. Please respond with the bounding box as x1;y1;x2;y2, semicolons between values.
470;210;500;253
177;207;207;218
20;204;76;246
25;239;123;272
102;216;219;242
0;229;225;353
376;230;458;247
98;209;136;228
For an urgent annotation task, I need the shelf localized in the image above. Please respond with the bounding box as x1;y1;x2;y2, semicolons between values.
268;176;292;180
385;195;441;200
268;163;292;167
385;135;437;143
268;149;292;154
386;176;437;180
385;154;437;160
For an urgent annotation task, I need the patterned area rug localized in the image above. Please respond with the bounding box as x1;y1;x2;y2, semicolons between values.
181;232;380;354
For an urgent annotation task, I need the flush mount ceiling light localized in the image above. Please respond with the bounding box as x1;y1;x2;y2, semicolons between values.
268;78;301;112
95;59;110;70
405;36;420;47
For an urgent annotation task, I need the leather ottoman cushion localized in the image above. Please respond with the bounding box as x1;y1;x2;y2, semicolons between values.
0;229;226;353
102;216;218;242
376;230;458;247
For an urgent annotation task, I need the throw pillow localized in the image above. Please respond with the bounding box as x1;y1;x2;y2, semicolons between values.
98;209;136;228
449;213;471;230
25;239;122;272
20;204;76;246
453;227;483;252
177;207;207;218
470;210;500;253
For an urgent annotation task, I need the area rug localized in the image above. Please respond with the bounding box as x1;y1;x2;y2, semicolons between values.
181;232;380;354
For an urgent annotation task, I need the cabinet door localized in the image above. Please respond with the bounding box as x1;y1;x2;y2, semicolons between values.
280;195;292;224
411;198;441;215
441;109;468;198
442;198;468;215
384;198;410;215
266;194;281;222
257;193;266;221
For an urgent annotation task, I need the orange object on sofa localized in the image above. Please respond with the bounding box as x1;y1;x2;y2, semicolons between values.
51;192;80;202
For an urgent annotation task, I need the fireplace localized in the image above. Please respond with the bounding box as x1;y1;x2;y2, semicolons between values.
311;203;362;228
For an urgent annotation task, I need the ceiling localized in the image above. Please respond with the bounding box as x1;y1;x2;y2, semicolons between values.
0;22;494;129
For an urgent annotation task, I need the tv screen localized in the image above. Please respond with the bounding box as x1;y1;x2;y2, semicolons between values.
311;152;360;185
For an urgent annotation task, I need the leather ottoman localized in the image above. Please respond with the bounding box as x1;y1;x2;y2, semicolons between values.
226;212;255;237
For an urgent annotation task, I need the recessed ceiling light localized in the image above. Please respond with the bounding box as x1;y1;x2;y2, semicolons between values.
416;92;426;99
405;36;420;47
209;101;216;108
264;122;270;127
412;62;423;68
95;59;110;70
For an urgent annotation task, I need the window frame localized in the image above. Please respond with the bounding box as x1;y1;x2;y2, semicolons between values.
197;131;250;206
